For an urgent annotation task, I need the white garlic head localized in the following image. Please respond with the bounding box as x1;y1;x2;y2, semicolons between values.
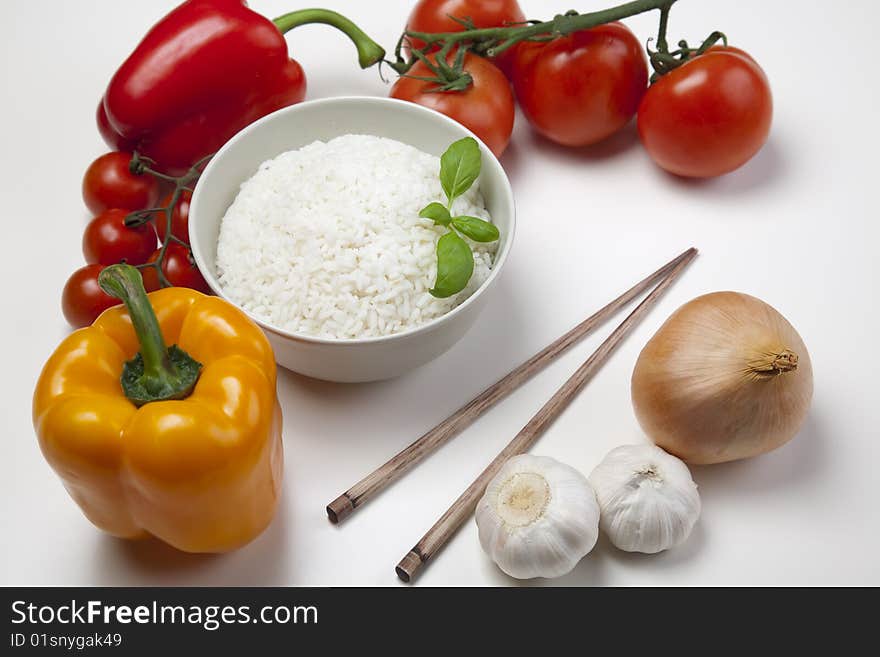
588;444;700;554
475;454;599;579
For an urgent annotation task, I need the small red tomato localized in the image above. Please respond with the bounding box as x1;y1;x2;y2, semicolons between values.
141;243;211;294
390;51;515;157
61;264;120;328
82;152;160;215
637;46;772;178
82;209;157;265
404;0;526;77
512;23;648;147
155;190;192;244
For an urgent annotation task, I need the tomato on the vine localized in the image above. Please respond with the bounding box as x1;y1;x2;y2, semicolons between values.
82;152;160;215
512;23;648;147
61;264;120;328
155;190;192;244
404;0;526;77
390;51;515;157
141;243;211;294
82;209;157;266
637;46;772;178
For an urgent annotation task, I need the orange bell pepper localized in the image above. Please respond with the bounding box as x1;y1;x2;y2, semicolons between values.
33;264;282;553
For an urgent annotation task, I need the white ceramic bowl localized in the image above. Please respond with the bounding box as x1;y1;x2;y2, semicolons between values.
190;96;515;383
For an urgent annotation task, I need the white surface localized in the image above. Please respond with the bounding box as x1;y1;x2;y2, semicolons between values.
1;0;877;586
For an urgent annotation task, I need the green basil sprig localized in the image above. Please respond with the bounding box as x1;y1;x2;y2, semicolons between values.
421;137;500;298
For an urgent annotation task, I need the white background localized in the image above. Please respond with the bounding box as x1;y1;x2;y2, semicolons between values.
2;0;878;586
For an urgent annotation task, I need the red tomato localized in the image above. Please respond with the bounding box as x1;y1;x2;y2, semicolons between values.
61;264;120;328
512;23;647;147
155;190;192;244
82;152;160;215
82;209;157;266
390;52;515;157
404;0;526;77
141;243;211;294
637;47;772;178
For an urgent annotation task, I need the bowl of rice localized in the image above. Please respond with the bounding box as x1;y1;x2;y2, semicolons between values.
189;96;515;382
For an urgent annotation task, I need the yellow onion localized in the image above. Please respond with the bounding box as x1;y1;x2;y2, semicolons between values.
631;292;813;464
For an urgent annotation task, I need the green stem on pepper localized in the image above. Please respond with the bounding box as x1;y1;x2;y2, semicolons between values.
273;8;386;69
97;264;201;406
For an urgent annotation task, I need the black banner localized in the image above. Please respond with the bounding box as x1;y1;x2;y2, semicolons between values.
0;586;864;651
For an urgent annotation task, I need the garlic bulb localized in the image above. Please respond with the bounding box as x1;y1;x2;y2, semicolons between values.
475;455;599;579
589;444;700;554
632;291;813;464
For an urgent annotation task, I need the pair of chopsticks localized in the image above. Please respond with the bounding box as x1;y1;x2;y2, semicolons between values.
326;247;698;582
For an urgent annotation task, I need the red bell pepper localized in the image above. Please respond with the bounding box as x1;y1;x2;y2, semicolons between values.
98;1;384;175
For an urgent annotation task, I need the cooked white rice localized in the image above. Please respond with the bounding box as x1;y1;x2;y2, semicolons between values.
215;134;496;340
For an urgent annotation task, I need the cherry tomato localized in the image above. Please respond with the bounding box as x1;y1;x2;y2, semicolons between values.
61;264;120;328
82;152;160;215
637;46;772;178
390;51;515;157
82;209;157;266
404;0;526;77
512;23;647;147
155;190;192;245
141;243;211;294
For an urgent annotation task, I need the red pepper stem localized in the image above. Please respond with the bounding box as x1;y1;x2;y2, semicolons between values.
97;264;201;406
273;9;385;69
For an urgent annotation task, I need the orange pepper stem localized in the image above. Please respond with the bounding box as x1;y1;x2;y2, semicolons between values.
98;264;201;407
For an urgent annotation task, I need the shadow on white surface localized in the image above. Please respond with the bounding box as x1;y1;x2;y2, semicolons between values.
690;411;827;496
656;137;787;198
503;121;642;182
94;537;221;584
476;523;707;587
480;544;608;587
91;492;292;586
426;271;531;381
486;524;709;588
275;267;528;437
279;368;401;420
505;120;786;198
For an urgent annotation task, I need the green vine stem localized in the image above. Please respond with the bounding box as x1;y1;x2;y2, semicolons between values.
273;8;386;68
656;2;673;52
397;0;679;73
648;28;728;81
97;264;201;406
125;153;211;289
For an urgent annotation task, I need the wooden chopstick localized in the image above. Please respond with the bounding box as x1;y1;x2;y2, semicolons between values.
395;247;698;582
326;248;697;524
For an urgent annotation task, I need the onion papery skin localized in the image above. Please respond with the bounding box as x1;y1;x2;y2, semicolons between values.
631;292;813;465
